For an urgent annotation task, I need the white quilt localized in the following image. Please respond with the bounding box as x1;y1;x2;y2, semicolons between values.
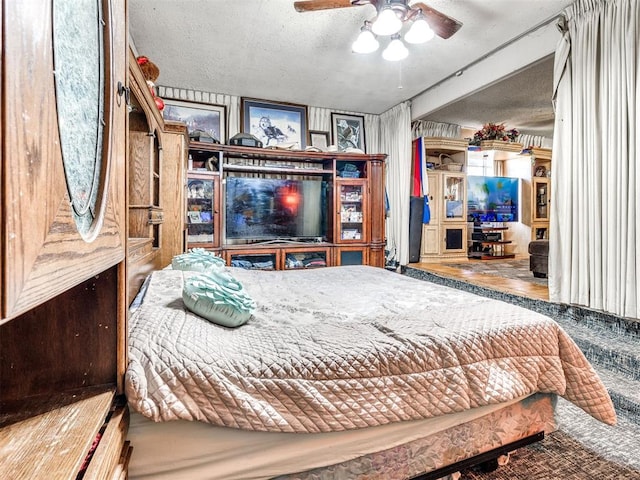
125;266;616;433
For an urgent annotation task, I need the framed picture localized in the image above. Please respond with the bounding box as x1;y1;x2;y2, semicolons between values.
331;113;366;152
309;130;330;150
241;98;308;148
163;99;227;144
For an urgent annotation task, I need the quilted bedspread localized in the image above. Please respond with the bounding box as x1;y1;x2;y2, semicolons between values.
125;266;617;433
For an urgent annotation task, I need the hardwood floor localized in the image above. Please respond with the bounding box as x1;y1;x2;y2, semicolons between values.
408;257;549;302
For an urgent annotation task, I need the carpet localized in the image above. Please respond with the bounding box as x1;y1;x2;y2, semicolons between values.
444;259;548;287
403;266;640;480
459;428;640;479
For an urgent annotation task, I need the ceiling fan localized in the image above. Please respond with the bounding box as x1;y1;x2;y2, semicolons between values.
293;0;462;40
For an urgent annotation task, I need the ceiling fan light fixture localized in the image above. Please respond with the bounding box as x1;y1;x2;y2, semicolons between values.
382;34;408;61
404;16;434;44
372;6;402;36
352;21;379;54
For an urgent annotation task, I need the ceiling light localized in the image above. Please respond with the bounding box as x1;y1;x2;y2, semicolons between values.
352;21;379;54
353;2;439;61
382;34;408;61
404;15;434;44
372;5;402;36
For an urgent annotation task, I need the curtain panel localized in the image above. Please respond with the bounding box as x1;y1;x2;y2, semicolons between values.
381;102;412;266
411;120;461;139
517;134;549;149
551;0;639;318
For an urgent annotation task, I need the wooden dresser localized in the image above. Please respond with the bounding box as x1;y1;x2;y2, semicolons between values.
0;1;132;478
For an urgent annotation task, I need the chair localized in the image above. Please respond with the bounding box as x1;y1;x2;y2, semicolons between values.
528;240;549;278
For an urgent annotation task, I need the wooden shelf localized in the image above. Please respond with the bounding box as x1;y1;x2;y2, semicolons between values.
0;389;114;479
223;164;329;176
187;146;387;268
471;253;517;260
190;141;386;163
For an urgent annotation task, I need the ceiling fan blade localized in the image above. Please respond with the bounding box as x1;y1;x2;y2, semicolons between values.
294;0;369;12
412;2;462;39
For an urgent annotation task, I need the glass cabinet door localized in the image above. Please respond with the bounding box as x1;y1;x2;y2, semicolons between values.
187;173;218;247
443;174;466;221
337;181;367;242
533;178;549;221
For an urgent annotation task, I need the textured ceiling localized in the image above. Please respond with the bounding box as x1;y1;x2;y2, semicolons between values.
423;56;557;138
129;1;571;138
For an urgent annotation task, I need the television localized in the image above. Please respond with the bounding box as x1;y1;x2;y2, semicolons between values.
225;176;328;242
467;175;520;223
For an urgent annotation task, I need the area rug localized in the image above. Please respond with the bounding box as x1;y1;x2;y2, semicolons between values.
444;259;548;287
458;428;640;479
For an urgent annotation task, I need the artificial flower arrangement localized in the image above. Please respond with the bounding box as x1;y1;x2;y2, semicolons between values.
470;122;520;145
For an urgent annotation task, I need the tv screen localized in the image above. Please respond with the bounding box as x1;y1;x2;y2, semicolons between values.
225;177;327;241
467;176;519;223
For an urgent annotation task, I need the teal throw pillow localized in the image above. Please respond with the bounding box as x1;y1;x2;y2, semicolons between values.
172;248;225;272
182;270;256;327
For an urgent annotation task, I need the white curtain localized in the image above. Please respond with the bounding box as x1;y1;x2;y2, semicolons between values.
517;134;548;148
550;0;639;318
411;120;461;139
381;101;412;266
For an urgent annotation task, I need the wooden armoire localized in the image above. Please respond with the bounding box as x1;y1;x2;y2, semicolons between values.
0;1;133;478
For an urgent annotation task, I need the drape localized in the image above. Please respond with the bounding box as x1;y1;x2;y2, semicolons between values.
381;101;412;266
517;134;548;148
550;0;639;318
411;120;461;139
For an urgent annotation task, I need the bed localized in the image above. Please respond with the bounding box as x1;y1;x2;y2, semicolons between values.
125;265;616;479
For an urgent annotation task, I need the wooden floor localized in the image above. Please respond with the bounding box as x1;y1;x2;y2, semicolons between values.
409;257;549;302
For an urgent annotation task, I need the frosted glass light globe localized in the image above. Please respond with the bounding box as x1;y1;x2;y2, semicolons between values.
372;7;402;36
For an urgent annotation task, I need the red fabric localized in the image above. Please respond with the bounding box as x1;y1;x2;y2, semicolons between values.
412;139;422;197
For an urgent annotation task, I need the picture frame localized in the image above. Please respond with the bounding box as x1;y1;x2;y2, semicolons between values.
241;98;308;148
187;211;202;223
163;99;227;144
309;130;330;150
330;113;366;153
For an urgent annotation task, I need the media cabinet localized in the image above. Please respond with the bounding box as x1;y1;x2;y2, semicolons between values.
186;143;387;269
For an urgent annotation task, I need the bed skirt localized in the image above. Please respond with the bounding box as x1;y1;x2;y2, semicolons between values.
127;393;556;480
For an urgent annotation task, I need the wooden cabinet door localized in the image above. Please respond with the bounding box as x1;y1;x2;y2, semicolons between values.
2;0;127;321
426;172;440;224
421;225;441;256
160;122;189;266
335;179;369;243
442;173;467;222
186;172;220;249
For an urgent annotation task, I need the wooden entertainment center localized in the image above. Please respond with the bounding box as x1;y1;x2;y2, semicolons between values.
186;143;387;269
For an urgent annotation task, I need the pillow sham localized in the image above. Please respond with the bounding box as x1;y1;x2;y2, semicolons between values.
172;248;225;272
182;270;256;327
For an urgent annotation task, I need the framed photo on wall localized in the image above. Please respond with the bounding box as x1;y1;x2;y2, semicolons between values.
241;98;308;148
330;113;366;153
309;130;330;150
163;99;227;144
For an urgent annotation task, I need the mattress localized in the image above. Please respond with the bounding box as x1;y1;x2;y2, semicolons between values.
126;265;616;433
128;393;557;480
